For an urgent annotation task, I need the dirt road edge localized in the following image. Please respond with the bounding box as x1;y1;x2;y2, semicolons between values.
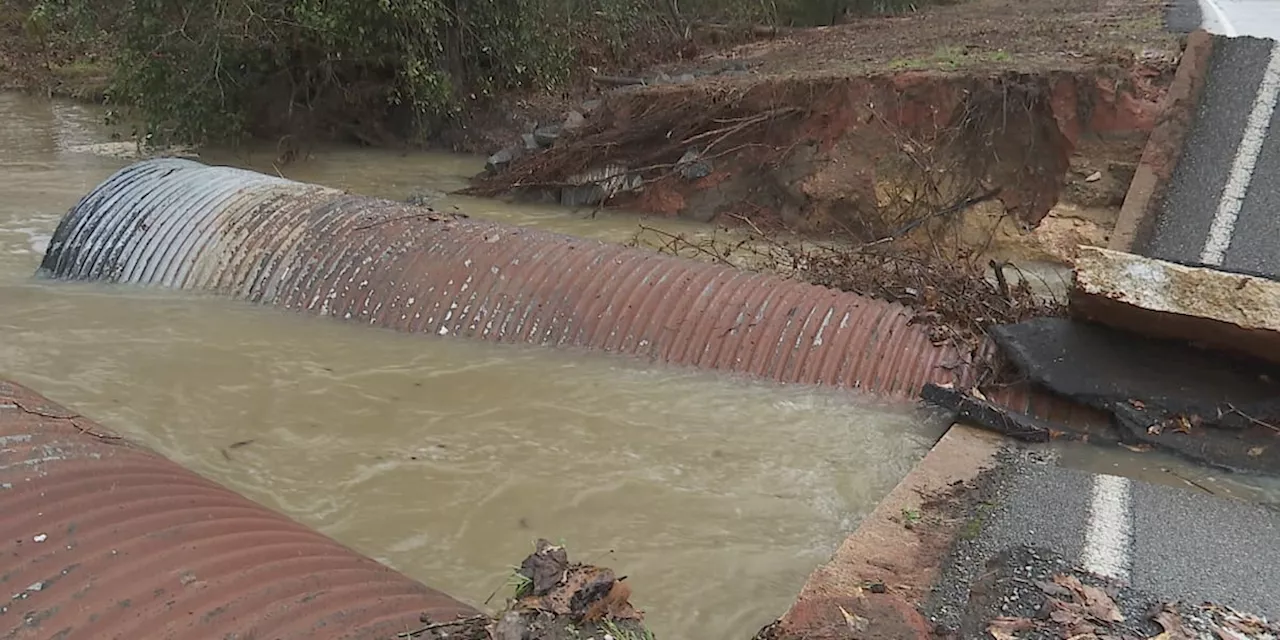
1109;29;1215;252
763;425;1005;640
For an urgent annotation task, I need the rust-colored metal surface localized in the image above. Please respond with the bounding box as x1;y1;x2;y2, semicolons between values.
37;159;1112;430
0;379;478;640
39;158;969;399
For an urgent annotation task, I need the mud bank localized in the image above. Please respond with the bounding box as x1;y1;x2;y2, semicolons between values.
473;63;1173;237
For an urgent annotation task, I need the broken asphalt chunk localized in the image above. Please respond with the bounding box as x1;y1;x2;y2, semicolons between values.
987;317;1280;473
921;383;1074;443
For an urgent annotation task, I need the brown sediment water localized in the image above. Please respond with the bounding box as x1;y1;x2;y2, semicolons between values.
0;92;950;639
7;91;1277;639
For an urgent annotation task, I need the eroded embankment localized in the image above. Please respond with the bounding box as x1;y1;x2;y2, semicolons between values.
468;58;1176;253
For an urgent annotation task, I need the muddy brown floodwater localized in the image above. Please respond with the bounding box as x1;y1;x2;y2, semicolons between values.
0;92;954;639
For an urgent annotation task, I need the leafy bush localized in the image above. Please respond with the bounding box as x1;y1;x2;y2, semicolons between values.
18;0;951;145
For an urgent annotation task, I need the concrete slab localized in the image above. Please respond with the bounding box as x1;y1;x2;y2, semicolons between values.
1071;245;1280;365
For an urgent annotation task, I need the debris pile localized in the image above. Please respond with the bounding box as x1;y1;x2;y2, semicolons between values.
986;574;1126;640
402;539;652;640
924;247;1280;474
626;190;1066;361
984;574;1280;640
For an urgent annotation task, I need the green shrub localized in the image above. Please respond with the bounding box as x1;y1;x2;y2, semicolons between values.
20;0;954;146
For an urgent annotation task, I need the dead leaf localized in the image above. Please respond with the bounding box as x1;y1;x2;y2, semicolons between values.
1248;446;1266;457
1050;602;1088;628
1080;584;1125;623
837;605;868;633
1085;171;1103;182
1119;443;1153;453
1148;423;1163;435
1129;399;1146;410
1052;574;1124;623
1172;415;1193;434
1211;605;1280;636
1150;604;1194;640
1035;579;1073;598
987;616;1035;640
1214;625;1251;640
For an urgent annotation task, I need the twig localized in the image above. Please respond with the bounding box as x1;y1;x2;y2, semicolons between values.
1224;403;1280;432
353;212;450;231
989;259;1012;301
1160;467;1217;495
680;107;800;148
10;399;123;440
636;225;736;267
865;188;1003;247
396;614;489;639
592;74;646;87
725;213;765;237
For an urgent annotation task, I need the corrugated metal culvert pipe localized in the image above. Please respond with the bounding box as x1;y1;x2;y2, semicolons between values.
0;379;478;639
39;158;967;399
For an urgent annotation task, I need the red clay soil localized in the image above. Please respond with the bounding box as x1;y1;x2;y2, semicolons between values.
469;0;1181;238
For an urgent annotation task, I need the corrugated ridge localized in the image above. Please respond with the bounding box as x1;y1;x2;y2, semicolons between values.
37;158;1101;420
0;380;478;640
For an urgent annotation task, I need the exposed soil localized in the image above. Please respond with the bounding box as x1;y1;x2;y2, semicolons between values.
468;0;1181;272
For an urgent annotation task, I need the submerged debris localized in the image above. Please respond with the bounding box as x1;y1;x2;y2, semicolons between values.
405;539;652;640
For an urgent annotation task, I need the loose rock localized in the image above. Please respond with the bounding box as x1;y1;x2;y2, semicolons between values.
563;110;586;130
533;124;561;147
485;146;524;174
676;149;712;180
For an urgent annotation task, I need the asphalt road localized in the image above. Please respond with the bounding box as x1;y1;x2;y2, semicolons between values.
1199;0;1280;40
927;448;1280;632
1139;7;1280;276
917;5;1280;631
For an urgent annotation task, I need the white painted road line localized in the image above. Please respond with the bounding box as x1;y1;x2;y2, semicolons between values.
1198;0;1238;37
1081;474;1133;582
1201;41;1280;266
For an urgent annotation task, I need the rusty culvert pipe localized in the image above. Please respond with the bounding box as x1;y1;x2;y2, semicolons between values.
0;379;478;639
39;158;969;398
37;158;1100;427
